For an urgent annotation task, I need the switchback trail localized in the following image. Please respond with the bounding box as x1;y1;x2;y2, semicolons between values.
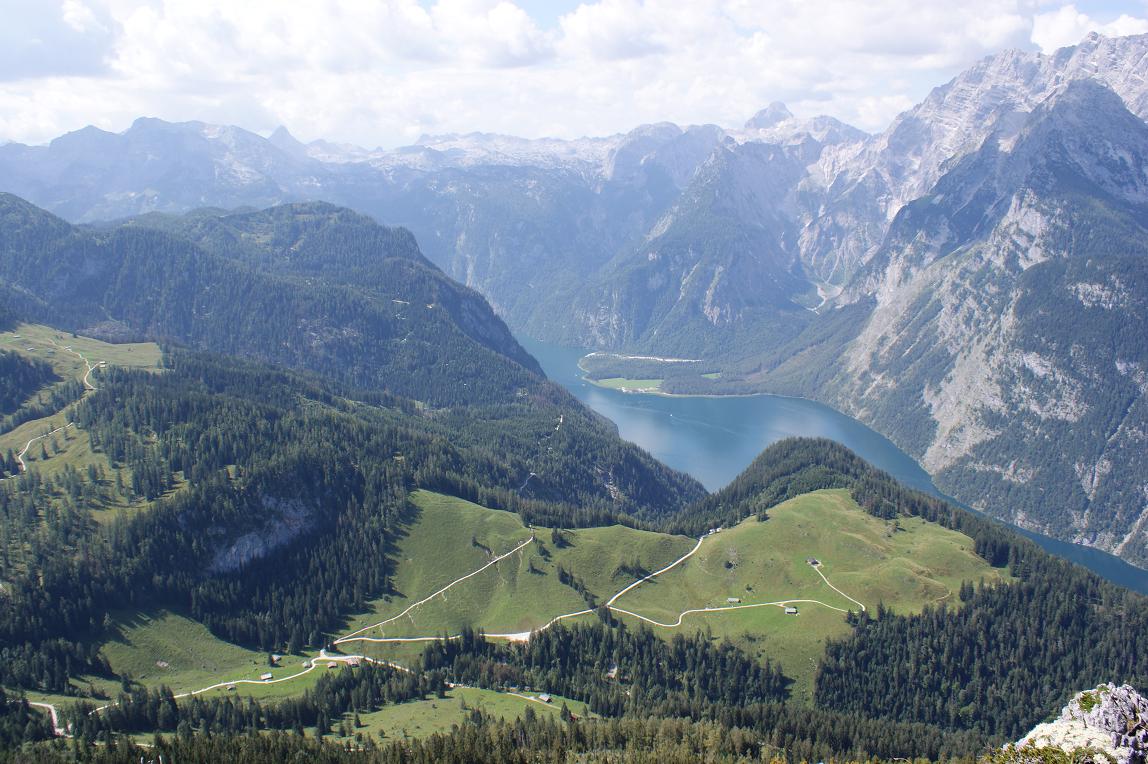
1;331;104;481
110;523;866;715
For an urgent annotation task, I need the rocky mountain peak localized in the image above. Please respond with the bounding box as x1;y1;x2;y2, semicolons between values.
745;102;794;129
847;32;1148;207
1014;78;1148;204
268;125;307;156
1015;683;1148;763
46;124;118;153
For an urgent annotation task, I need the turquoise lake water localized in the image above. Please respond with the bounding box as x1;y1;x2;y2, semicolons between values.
520;336;1148;594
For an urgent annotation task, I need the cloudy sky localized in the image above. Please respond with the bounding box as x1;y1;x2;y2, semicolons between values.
2;0;1147;147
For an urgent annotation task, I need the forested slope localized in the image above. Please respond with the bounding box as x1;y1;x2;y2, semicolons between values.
0;348;702;702
1;192;1145;760
115;201;542;375
669;439;1148;740
0;193;703;515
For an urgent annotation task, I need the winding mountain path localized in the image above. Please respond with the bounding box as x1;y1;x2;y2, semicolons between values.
606;535;706;606
335;535;536;644
13;423;74;473
610;598;849;629
48;338;102;391
168;653;411;701
811;562;866;612
1;331;104;481
336;527;865;647
91;523;866;719
28;702;66;736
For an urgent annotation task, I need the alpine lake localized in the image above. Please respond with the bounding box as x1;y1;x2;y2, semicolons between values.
520;337;1148;595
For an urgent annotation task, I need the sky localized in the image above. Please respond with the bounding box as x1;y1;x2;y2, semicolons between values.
2;0;1147;148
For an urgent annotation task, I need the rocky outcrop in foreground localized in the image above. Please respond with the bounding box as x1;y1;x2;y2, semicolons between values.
1011;683;1148;763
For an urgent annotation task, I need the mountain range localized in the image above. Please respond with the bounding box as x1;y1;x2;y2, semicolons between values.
1;31;1146;568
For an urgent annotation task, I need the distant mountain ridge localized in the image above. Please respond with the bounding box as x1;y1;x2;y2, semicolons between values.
5;34;1144;353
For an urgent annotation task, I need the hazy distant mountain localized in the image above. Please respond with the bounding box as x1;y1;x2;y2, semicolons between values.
569;137;814;355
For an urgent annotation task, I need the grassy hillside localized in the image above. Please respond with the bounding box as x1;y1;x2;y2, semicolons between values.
15;458;1126;755
21;483;1007;725
334;489;1006;702
125;686;590;745
0;323;162;374
86;490;690;701
100;611;279;694
352;686;589;741
614;489;1009;698
329;488;1009;702
0;323;168;519
344;491;695;639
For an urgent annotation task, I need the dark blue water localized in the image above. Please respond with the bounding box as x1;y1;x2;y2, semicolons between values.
521;337;1148;595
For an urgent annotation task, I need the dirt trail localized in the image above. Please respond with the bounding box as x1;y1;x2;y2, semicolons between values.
13;423;74;473
110;524;868;710
335;535;535;644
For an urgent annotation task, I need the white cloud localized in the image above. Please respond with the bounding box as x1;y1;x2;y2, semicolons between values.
432;0;553;66
1031;3;1148;52
558;0;671;60
0;0;118;81
0;1;1145;148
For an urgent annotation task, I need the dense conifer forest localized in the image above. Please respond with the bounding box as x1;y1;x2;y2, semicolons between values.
0;351;57;416
54;627;988;762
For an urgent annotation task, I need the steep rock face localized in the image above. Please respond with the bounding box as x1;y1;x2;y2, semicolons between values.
830;81;1148;566
568;33;1148;360
208;497;315;574
1016;683;1148;763
800;32;1148;286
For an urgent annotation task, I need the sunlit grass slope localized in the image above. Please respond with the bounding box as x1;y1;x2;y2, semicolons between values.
344;490;695;638
612;489;1011;699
